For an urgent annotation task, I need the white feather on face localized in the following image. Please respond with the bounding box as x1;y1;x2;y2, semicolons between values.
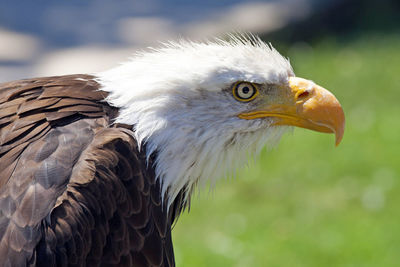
97;35;294;207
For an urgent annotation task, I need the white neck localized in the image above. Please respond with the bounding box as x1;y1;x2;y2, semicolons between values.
96;37;292;207
99;78;287;207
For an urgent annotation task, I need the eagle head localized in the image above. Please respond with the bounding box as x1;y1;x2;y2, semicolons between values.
98;35;345;207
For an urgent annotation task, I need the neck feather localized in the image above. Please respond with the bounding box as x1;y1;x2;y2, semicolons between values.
99;74;287;207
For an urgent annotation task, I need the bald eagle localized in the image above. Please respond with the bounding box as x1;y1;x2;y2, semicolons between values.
0;35;344;266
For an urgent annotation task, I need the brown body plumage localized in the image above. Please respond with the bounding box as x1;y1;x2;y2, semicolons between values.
0;75;179;266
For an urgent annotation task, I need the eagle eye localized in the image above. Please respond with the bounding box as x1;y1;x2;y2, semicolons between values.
232;82;258;102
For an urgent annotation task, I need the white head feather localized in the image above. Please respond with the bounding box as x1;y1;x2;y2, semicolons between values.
97;34;294;207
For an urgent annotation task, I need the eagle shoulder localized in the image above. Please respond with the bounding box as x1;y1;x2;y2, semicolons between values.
0;75;175;266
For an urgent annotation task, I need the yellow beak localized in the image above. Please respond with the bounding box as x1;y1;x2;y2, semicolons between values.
238;77;345;146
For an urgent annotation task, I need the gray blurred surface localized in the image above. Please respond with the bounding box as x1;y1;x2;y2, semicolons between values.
0;0;334;82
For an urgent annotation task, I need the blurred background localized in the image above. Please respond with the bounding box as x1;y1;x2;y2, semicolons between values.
1;0;399;266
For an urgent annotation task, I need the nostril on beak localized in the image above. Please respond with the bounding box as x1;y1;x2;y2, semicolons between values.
296;90;310;100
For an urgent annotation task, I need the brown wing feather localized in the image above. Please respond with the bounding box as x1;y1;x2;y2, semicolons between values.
0;75;177;266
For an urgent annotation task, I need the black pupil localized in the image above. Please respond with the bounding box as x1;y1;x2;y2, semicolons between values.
242;86;250;94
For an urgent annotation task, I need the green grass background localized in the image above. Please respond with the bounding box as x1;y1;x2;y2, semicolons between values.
172;34;400;267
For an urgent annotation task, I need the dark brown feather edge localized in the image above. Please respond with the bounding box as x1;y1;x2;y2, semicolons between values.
0;74;187;266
